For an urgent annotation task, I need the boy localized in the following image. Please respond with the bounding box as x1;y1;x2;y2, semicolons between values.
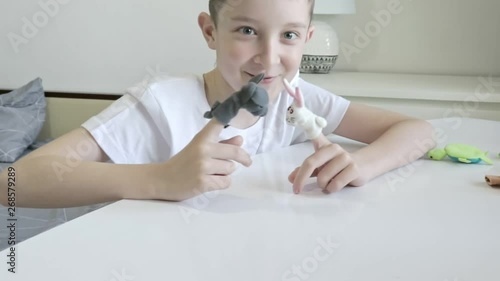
0;0;435;208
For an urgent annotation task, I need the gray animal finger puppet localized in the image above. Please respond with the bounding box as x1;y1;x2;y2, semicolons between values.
204;73;269;127
283;78;330;150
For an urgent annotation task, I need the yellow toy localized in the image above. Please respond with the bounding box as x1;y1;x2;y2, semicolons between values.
428;143;492;164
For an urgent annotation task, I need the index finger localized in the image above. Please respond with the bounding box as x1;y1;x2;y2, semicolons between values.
312;134;330;151
292;146;340;193
195;118;225;142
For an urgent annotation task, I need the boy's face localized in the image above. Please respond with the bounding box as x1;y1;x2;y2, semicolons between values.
208;0;314;100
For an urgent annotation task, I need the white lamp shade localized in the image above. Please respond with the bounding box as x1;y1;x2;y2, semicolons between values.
304;21;339;56
314;0;356;15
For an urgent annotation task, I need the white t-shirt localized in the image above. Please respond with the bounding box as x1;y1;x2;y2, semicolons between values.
81;73;350;164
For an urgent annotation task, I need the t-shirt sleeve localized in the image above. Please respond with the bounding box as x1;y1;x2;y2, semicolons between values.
81;86;172;164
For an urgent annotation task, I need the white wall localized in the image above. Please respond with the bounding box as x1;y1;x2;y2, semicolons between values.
0;0;215;93
328;0;500;76
1;0;499;93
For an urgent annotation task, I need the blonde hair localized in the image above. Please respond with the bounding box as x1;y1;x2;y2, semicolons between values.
208;0;315;27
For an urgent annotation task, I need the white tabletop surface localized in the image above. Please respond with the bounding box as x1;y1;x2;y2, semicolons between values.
2;118;500;281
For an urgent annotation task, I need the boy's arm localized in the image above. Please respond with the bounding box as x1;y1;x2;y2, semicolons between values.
333;102;436;181
290;102;435;193
0;128;153;208
0;121;252;208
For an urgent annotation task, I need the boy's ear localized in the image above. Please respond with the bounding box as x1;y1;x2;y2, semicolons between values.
305;25;315;43
198;12;217;50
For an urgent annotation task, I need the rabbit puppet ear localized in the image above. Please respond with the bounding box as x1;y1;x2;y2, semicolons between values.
283;78;304;108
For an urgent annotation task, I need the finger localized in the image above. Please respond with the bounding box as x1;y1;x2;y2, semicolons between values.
292;144;343;193
201;175;232;192
288;167;299;183
212;142;252;167
203;159;237;176
293;163;317;194
219;135;244;147
196;118;225;141
325;164;357;193
312;134;330;151
316;153;350;189
288;166;319;183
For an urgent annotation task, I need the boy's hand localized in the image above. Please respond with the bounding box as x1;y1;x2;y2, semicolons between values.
288;140;367;194
155;119;252;201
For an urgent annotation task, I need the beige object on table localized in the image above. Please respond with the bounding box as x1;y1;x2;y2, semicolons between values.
485;175;500;187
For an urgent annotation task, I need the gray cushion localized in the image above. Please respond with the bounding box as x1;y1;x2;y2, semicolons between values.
0;78;46;162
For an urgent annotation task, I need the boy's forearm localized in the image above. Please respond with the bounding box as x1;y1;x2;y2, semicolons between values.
0;156;157;208
352;119;436;181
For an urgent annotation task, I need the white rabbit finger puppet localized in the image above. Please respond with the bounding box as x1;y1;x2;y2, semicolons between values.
283;78;328;141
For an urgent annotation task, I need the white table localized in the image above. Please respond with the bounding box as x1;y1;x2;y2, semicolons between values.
2;118;500;281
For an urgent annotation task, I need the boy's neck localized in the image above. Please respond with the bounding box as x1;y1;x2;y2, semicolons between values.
203;70;261;129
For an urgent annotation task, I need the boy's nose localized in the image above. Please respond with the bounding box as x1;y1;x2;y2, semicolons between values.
253;39;281;68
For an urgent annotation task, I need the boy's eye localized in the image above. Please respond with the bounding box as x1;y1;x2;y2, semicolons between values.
284;32;299;40
238;27;256;36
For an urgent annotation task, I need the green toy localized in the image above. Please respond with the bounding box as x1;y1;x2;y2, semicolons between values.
428;143;493;164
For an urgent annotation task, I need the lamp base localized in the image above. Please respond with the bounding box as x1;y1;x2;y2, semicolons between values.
300;54;338;74
300;20;339;74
